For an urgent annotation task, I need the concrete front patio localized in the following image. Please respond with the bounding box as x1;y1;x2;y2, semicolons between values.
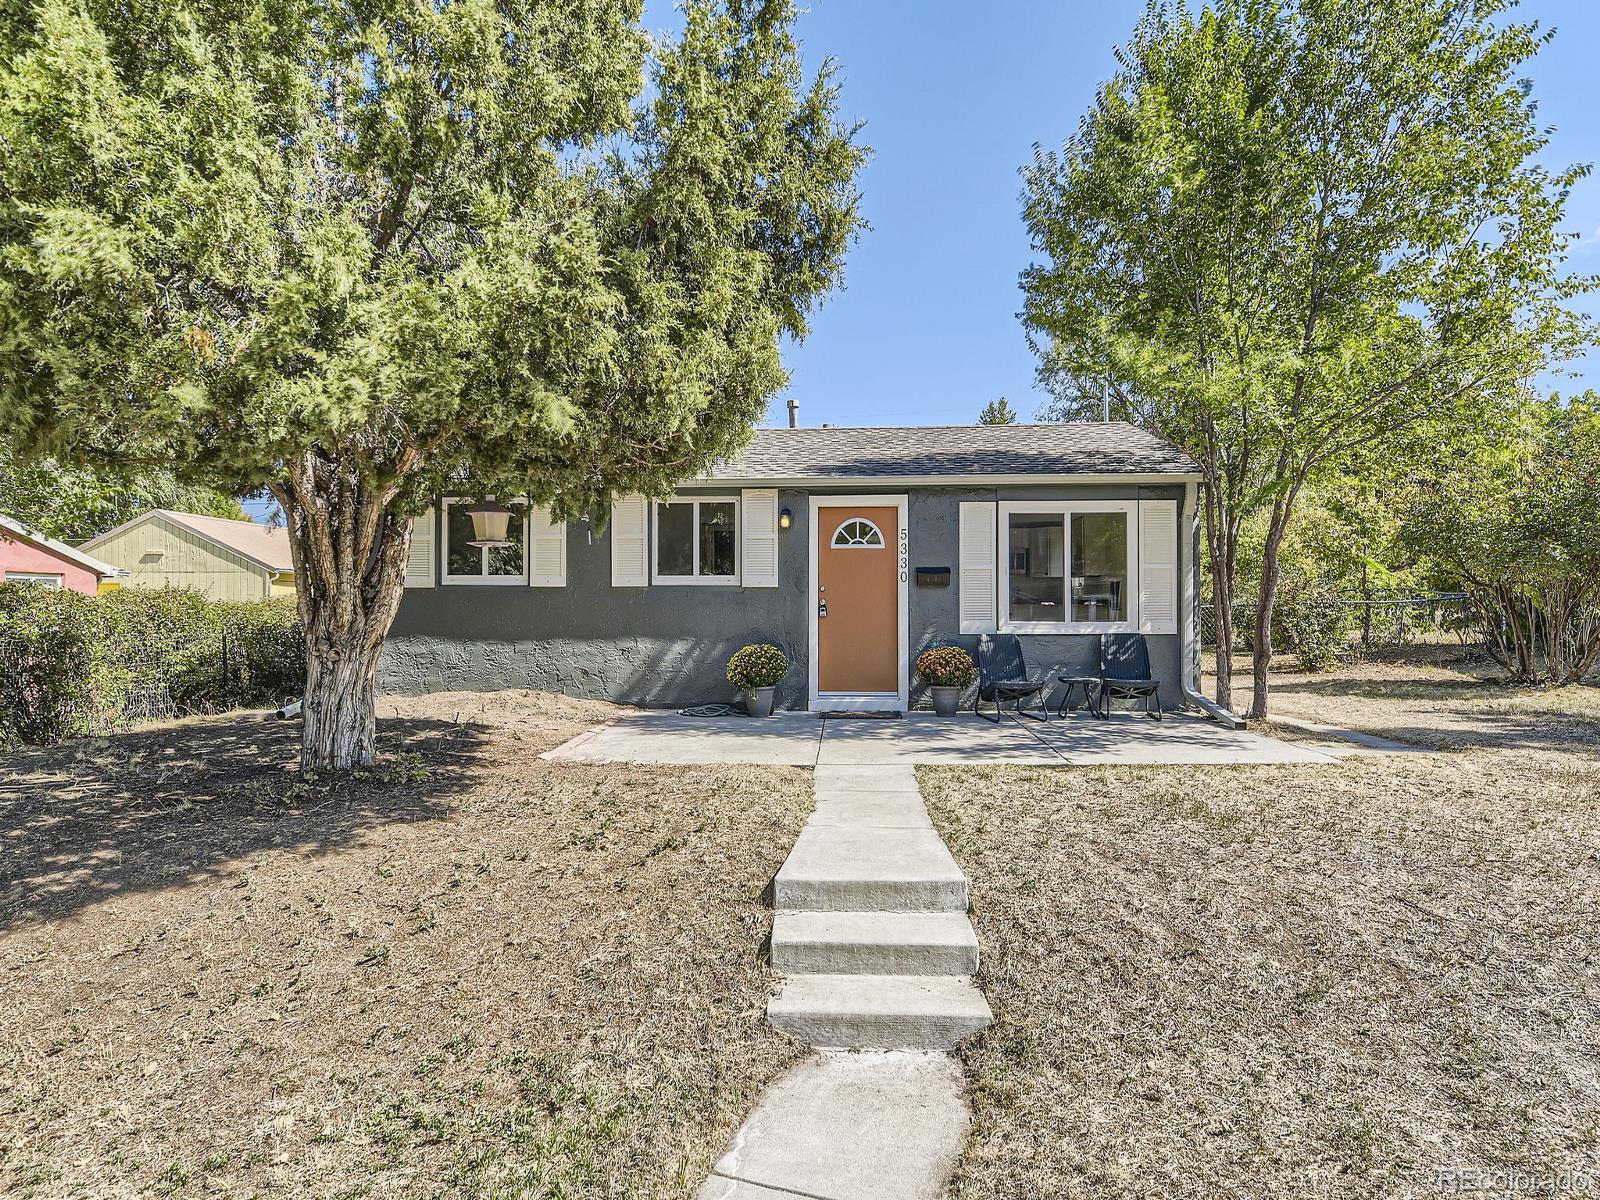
543;709;1339;766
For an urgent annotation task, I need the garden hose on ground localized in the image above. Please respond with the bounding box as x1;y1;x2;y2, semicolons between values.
678;703;746;718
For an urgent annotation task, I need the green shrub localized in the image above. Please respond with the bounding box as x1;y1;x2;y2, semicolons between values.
0;586;122;744
916;645;976;688
0;585;303;748
726;644;788;690
1272;597;1351;673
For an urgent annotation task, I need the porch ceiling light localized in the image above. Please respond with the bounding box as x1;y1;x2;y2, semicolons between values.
466;498;512;548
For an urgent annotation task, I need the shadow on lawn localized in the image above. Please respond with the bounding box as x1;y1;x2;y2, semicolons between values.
1270;675;1500;701
1270;675;1600;754
0;711;492;930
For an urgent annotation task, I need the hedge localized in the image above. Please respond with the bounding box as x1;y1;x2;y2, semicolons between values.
0;585;304;748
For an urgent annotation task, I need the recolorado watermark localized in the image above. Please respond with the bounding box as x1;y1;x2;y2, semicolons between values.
1432;1166;1600;1195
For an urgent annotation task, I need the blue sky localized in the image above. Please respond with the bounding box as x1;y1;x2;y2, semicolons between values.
237;1;1597;522
636;0;1600;430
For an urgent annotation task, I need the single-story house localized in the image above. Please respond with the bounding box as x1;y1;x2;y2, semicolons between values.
80;510;297;601
0;514;125;594
383;422;1204;713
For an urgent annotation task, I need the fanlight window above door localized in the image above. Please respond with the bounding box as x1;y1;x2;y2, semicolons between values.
831;518;885;548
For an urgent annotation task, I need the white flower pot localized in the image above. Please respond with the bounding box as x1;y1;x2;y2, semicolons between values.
930;685;962;716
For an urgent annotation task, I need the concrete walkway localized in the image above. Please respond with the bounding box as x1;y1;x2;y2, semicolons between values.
1266;712;1434;757
546;709;1336;766
698;765;988;1200
699;1053;967;1200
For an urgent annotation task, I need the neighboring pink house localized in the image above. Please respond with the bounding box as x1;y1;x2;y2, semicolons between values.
0;514;124;594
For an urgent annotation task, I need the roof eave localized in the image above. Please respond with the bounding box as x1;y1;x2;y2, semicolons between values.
0;515;125;577
689;471;1205;488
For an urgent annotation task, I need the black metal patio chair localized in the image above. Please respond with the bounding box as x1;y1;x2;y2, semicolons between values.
1100;632;1163;719
976;633;1050;722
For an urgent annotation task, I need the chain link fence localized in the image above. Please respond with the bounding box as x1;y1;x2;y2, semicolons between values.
1201;590;1479;656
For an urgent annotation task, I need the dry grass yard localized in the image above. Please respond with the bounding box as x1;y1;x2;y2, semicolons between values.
1262;647;1600;757
0;691;810;1199
923;650;1600;1199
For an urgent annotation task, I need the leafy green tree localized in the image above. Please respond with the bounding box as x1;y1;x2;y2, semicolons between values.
0;0;865;769
1402;395;1600;685
0;449;247;543
1022;0;1593;715
978;397;1018;425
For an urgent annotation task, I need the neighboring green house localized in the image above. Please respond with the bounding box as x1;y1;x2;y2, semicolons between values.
80;510;296;601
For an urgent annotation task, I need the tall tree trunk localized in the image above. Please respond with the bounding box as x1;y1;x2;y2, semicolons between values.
1360;561;1372;651
271;451;413;774
1250;490;1298;720
1202;475;1240;712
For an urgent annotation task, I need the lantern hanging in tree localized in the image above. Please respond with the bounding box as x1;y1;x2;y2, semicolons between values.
466;498;512;548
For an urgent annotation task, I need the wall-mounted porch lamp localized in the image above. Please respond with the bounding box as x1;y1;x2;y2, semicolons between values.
778;507;793;530
466;497;513;548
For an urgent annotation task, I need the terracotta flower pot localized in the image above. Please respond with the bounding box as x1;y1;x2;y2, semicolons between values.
745;686;776;717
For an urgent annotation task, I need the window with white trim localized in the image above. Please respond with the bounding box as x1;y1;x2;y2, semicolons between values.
653;497;739;584
442;498;526;584
831;518;885;548
998;502;1137;632
5;572;63;588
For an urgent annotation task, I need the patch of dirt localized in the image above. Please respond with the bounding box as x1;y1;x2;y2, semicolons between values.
0;690;810;1197
921;691;1600;1199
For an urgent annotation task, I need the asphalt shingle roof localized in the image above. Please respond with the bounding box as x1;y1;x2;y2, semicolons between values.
704;422;1199;481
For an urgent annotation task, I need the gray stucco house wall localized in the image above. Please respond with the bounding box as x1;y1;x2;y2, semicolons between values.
380;423;1203;713
383;487;816;711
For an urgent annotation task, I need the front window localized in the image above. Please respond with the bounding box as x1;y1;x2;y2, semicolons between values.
443;499;526;583
654;498;738;583
1001;503;1134;630
1007;514;1065;623
4;572;63;589
1070;511;1129;622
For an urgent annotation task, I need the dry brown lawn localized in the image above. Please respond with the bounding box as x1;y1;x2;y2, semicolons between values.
0;690;810;1199
1213;646;1600;756
923;652;1600;1200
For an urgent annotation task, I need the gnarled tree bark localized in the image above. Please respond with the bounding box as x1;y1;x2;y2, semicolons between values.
270;450;413;774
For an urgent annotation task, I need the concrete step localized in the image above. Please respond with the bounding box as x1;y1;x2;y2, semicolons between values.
768;974;994;1050
806;795;932;828
813;764;921;793
772;911;980;975
772;825;968;913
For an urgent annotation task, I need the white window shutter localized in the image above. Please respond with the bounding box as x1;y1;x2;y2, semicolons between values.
610;494;648;587
740;489;780;587
959;502;998;634
528;504;567;588
1139;499;1179;634
404;507;436;588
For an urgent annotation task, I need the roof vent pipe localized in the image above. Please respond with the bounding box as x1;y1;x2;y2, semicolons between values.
787;397;800;428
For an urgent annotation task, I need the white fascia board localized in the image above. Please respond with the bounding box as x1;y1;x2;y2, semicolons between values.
686;472;1204;489
0;515;125;577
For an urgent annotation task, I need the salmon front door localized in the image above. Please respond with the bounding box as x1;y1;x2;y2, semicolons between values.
811;498;906;708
